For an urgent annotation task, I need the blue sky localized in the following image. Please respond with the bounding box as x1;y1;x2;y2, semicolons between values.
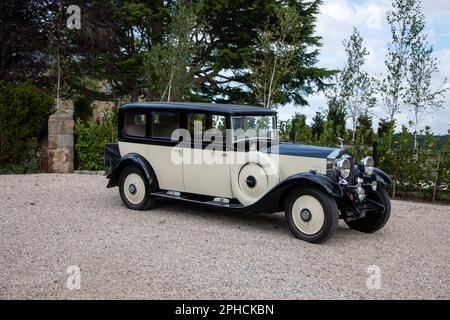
277;0;450;135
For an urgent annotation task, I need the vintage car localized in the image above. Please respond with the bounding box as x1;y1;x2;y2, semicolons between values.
105;102;391;243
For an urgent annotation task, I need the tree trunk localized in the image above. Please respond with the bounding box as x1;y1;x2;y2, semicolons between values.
167;66;175;102
56;45;61;109
131;87;139;102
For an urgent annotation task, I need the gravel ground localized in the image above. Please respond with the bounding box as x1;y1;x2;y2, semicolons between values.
0;173;449;300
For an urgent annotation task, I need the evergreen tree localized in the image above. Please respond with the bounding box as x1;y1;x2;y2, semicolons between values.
289;113;312;144
311;112;325;143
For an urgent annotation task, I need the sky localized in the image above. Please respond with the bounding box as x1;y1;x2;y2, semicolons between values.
277;0;450;135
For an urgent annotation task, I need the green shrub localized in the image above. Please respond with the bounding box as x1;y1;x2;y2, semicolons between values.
75;110;118;170
73;96;93;123
0;81;54;172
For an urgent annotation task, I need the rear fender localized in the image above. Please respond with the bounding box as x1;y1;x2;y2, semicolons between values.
106;153;159;190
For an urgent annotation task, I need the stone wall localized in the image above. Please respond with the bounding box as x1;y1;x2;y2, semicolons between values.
47;109;74;173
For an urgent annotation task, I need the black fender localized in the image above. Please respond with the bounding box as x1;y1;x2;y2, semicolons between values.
248;172;343;213
372;168;392;187
106;153;159;190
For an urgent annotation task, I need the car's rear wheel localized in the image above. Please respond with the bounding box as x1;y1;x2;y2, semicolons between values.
345;187;391;233
119;165;156;210
285;187;339;243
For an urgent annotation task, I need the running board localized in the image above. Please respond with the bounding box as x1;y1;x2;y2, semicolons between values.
150;191;245;209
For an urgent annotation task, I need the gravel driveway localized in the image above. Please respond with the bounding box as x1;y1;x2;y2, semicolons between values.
0;174;449;299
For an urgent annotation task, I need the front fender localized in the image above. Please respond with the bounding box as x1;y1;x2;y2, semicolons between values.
248;172;343;213
372;168;392;187
106;153;159;190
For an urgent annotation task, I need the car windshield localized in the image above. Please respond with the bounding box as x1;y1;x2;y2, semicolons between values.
231;115;277;142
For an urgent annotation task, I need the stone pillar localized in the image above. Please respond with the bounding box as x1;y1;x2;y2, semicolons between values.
48;109;74;173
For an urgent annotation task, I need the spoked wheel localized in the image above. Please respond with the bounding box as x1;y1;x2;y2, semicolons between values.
119;166;156;210
345;187;391;233
285;188;339;243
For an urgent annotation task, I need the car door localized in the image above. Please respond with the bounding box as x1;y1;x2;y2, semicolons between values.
146;110;184;192
182;113;232;198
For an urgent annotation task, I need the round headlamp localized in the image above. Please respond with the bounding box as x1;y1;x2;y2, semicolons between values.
337;158;351;179
360;156;375;175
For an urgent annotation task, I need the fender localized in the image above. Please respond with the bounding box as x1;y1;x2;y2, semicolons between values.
248;172;343;213
372;168;392;187
106;153;159;190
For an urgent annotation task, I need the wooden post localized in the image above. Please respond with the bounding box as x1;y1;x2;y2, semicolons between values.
432;154;441;202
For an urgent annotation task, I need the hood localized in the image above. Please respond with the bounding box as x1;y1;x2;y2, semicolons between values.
263;143;338;159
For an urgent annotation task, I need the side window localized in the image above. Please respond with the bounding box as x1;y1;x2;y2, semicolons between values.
205;114;226;144
124;110;147;137
187;113;207;140
211;115;226;133
150;111;180;140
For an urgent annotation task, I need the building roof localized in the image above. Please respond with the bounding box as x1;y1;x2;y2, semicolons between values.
120;102;278;115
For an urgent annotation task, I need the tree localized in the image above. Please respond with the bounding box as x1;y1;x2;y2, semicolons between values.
323;88;347;145
355;113;374;146
311;112;325;143
0;82;54;168
339;28;376;143
0;1;51;88
250;7;315;108
143;2;200;102
193;0;334;105
278;119;292;142
406;27;448;157
379;0;424;121
289;113;312;144
376;118;396;180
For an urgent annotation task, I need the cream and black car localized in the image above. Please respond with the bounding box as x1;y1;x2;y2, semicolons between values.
105;102;392;243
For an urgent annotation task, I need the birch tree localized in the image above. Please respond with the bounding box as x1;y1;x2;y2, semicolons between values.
406;32;447;157
339;28;376;143
144;2;200;102
379;0;424;121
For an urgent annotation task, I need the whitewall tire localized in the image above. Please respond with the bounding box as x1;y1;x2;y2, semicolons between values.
119;166;156;210
285;187;339;243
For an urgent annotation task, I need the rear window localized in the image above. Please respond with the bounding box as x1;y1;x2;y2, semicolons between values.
151;112;180;139
124;110;146;137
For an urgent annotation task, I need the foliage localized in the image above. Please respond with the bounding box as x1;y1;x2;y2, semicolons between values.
337;28;376;143
73;96;93;123
0;81;54;171
74;110;118;171
0;1;333;106
406;24;448;153
324;94;347;143
379;0;420;121
143;2;200;102
289;114;312;144
249;6;316;108
0;1;51;88
311;112;325;143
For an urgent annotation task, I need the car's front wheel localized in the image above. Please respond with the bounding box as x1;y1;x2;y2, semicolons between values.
345;187;391;233
119;165;156;210
285;187;339;243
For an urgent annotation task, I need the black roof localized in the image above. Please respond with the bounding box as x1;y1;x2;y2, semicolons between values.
120;102;278;116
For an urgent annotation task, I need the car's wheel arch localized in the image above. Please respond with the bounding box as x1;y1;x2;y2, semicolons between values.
248;173;343;213
107;153;159;191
